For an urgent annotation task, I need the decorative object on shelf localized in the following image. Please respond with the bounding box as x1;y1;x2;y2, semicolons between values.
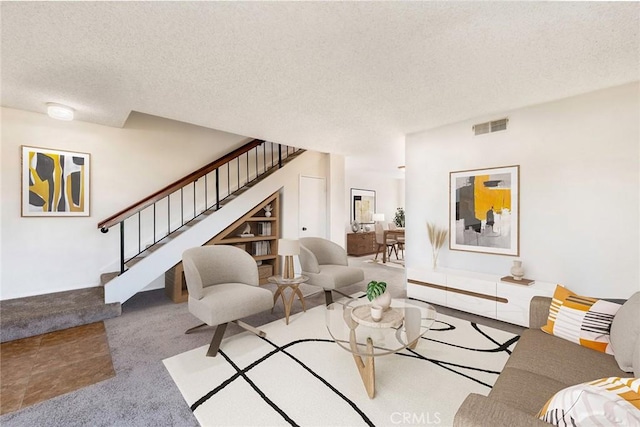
278;239;300;280
364;224;371;232
21;145;91;217
510;259;525;280
351;220;360;233
427;222;448;269
394;207;405;227
239;223;254;237
449;165;520;256
500;275;535;286
366;280;391;311
264;204;273;217
350;188;376;225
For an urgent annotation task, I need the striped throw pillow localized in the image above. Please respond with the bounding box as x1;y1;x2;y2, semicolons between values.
541;285;621;354
538;377;640;426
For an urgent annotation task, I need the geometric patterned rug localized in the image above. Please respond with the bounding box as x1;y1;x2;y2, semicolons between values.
163;296;519;426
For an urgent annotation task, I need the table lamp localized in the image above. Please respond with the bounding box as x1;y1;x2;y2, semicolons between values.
372;213;385;222
278;239;300;279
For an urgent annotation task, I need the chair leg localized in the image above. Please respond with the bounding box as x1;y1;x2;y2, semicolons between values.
185;323;208;334
233;320;267;338
324;290;334;305
374;244;383;261
206;323;229;357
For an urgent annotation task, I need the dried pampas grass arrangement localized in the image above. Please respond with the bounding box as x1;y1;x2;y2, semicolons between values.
427;222;448;269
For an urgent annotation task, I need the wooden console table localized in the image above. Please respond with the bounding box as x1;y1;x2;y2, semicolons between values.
346;232;377;256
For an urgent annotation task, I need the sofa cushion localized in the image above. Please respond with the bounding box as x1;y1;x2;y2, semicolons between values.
541;285;621;354
506;329;628;385
537;377;640;426
489;367;569;416
610;292;640;372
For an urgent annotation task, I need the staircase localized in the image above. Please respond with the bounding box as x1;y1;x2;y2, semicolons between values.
98;140;305;304
0;287;120;343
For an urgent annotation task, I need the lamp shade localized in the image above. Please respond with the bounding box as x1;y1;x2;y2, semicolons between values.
278;239;300;256
372;213;385;222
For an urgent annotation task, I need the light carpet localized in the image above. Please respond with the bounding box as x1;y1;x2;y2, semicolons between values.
164;297;519;427
363;259;405;270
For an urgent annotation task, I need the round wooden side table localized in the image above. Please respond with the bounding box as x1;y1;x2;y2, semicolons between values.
267;275;309;325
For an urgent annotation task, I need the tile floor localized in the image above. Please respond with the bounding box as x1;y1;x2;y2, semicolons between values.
0;321;115;415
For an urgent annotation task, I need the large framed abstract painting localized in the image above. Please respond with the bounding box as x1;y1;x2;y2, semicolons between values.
449;165;519;256
21;146;90;217
350;188;376;224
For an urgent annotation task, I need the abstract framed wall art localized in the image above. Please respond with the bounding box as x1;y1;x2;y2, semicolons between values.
350;188;376;224
21;146;90;217
449;165;519;256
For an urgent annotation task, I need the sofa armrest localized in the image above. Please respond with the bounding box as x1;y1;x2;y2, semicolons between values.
529;296;552;329
454;394;549;427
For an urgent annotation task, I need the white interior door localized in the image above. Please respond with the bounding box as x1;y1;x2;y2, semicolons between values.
299;175;326;238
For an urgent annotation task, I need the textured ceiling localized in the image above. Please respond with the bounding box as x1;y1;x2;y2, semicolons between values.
1;2;638;174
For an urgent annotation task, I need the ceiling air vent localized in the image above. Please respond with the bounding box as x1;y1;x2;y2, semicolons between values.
473;118;508;136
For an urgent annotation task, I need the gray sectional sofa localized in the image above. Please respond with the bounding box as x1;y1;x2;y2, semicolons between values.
454;292;640;426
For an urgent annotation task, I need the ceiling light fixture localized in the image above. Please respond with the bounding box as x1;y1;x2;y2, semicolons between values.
46;103;75;121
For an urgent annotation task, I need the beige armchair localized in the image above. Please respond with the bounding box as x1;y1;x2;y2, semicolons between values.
182;245;274;357
299;237;365;305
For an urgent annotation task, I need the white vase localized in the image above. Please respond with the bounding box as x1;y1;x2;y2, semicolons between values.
372;290;391;311
511;260;524;280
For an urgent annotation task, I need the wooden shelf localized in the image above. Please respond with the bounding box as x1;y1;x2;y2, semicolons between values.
165;191;281;302
219;236;277;244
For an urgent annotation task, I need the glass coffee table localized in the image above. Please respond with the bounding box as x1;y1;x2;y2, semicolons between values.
326;297;437;398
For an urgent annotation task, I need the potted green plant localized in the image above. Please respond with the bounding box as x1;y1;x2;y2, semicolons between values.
394;207;405;227
366;280;391;310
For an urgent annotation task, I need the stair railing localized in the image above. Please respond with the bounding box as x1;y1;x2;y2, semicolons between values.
98;139;303;274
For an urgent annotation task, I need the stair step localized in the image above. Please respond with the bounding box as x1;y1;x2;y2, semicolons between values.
0;287;121;343
100;271;119;286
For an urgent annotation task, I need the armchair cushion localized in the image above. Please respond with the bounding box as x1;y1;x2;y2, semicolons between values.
183;245;259;300
299;245;320;274
305;265;365;290
299;237;365;292
300;237;348;266
189;283;273;326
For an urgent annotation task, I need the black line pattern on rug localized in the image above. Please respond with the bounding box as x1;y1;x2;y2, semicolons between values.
396;318;519;388
191;337;374;427
187;311;516;424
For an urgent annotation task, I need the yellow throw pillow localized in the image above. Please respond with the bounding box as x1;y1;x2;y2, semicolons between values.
541;285;622;354
538;377;640;425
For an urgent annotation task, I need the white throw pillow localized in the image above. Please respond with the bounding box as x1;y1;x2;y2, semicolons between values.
538;377;640;426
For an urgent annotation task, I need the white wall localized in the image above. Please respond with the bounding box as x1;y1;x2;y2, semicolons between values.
1;109;260;299
328;154;347;246
406;83;639;298
345;169;405;230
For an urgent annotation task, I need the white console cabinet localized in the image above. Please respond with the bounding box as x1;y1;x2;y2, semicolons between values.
407;267;556;327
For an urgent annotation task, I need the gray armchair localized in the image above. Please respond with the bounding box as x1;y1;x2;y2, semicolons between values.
299;237;365;305
182;245;274;357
